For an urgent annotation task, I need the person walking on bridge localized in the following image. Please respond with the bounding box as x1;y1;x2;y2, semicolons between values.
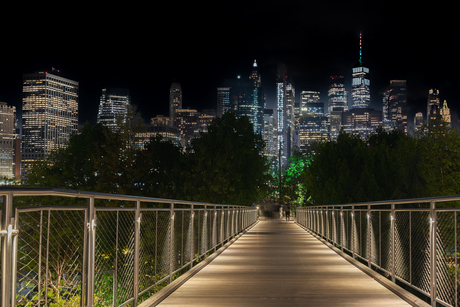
284;202;291;222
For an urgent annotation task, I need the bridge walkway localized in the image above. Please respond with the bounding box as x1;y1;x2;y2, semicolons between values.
156;219;412;306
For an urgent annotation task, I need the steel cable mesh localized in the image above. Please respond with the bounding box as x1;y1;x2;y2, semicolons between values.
410;211;431;294
436;212;456;306
94;210;117;306
115;211;135;305
16;211;41;307
173;210;185;272
395;211;411;283
380;211;392;273
344;211;352;251
17;209;85;307
138;211;157;294
355;211;368;259
370;211;380;266
193;210;201;259
156;211;171;281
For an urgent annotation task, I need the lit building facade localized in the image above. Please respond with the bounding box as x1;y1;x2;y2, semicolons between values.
300;91;322;115
328;76;348;114
414;112;424;132
440;100;451;127
263;109;277;161
383;80;407;133
427;89;440;125
22;71;78;180
175;108;198;148
217;87;230;117
0;103;16;179
97;88;130;131
342;108;383;140
169;82;182;126
351;33;370;109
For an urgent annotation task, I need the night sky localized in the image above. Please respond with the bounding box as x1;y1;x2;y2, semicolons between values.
2;2;458;129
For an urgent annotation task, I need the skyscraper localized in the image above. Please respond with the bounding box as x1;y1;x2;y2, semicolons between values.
414;112;424;132
169;81;182;127
217;87;230;117
97;88;131;131
383;80;407;133
427;89;440;125
328;76;348;114
440;100;451;127
351;32;370;108
300;91;322;115
22;71;78;180
276;64;294;170
0;102;16;179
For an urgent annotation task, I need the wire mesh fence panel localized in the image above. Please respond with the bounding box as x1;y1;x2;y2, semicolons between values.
395;211;411;283
173;210;186;272
94;210;118;307
17;209;86;307
356;211;368;260
410;211;431;294
380;211;392;274
156;211;171;282
16;210;42;307
206;210;213;252
344;211;352;251
436;211;456;306
369;211;380;267
138;210;157;295
193;210;202;260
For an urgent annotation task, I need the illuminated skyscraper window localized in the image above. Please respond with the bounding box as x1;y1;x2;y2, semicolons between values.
97;88;131;131
169;82;182;127
328;76;348;114
22;71;79;180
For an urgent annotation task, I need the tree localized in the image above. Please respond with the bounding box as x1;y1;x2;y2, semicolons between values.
187;112;270;206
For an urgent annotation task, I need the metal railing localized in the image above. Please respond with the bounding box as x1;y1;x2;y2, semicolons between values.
296;195;460;307
0;188;258;307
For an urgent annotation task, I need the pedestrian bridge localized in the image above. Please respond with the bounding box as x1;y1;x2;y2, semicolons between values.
1;188;458;307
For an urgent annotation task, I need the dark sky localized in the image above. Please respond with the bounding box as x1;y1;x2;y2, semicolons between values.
2;1;458;128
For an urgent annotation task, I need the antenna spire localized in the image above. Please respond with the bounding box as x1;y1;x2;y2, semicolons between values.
359;32;363;65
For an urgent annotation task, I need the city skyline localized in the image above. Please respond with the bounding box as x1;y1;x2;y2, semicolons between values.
2;2;457;129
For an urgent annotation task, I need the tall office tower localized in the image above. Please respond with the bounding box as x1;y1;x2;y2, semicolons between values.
217;87;230;117
97;88;131;131
427;89;440;125
300;91;322;114
414;112;424;132
383;80;407;133
440;100;451;127
342;108;383;140
351;32;371;108
249;60;265;135
276;63;292;170
169;81;182;127
263;109;277;161
0;103;16;179
228;61;265;135
297;98;328;150
22;71;78;180
328;76;348;113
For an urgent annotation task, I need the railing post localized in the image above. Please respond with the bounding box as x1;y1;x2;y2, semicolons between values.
190;204;194;269
87;196;96;307
340;206;344;252
133;200;141;306
1;193;15;307
169;202;175;284
213;206;217;252
352;205;355;259
367;204;371;268
430;200;437;307
391;202;396;283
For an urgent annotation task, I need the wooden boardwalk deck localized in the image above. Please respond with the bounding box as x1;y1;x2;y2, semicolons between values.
156;219;414;306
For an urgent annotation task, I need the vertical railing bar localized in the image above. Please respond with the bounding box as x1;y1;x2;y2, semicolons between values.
213;206;217;252
391;203;395;283
81;208;88;307
181;209;184;266
1;193;14;307
455;211;457;307
45;209;51;307
154;210;157;283
409;211;412;285
169;202;175;284
86;197;96;307
379;210;381;268
11;213;19;307
133;200;141;306
114;210;119;306
430;200;436;307
189;204;194;269
367;204;371;268
38;210;43;306
352;205;355;259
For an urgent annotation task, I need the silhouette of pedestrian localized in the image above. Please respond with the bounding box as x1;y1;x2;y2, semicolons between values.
284;203;291;222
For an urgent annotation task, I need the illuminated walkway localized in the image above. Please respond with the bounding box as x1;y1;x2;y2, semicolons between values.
154;219;414;306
